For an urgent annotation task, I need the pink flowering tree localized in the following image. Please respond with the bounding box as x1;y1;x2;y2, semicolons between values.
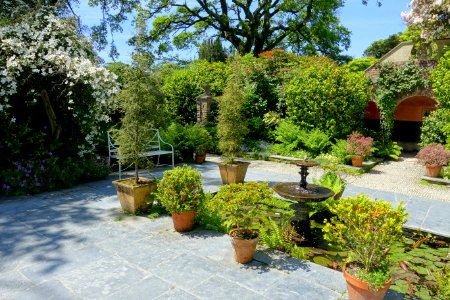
401;0;450;40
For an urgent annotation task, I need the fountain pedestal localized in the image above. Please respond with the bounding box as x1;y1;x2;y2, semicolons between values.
272;160;334;243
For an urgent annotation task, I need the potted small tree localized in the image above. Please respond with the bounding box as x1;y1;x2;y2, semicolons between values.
323;194;408;300
217;60;250;184
346;131;374;167
155;165;204;232
416;143;450;177
187;125;213;164
213;182;276;263
112;19;166;213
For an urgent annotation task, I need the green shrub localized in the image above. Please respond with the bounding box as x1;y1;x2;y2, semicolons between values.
419;108;450;147
162;60;229;125
301;129;331;157
160;123;192;162
323;194;408;289
442;165;450;180
431;49;450;109
270;119;331;157
197;182;293;233
329;139;350;164
272;119;305;153
160;123;213;162
344;57;378;73
186;124;213;155
313;171;346;196
373;141;403;160
155;165;204;213
434;266;450;299
283;56;370;140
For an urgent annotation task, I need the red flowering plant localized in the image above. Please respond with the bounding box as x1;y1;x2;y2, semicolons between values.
346;131;374;157
416;143;450;166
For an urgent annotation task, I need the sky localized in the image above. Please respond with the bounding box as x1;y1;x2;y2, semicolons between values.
77;0;411;64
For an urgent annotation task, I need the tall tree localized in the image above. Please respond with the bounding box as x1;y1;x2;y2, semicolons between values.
363;33;401;58
198;38;227;62
146;0;351;59
0;0;383;59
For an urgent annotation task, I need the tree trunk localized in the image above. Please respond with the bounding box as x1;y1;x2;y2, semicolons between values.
41;89;62;140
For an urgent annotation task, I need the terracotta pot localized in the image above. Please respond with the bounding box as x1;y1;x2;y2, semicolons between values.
229;229;259;264
344;270;391;300
351;156;364;167
425;164;442;177
218;161;250;184
112;177;157;213
194;153;206;164
171;211;196;232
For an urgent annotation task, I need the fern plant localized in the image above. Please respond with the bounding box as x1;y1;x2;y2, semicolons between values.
259;218;298;252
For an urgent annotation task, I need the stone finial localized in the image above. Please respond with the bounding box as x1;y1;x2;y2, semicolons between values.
196;84;213;125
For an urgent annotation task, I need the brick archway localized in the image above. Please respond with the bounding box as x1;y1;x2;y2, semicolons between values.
363;94;438;146
394;96;437;122
392;95;437;144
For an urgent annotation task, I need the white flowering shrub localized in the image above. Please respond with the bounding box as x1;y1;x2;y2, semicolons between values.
0;9;119;194
402;0;450;40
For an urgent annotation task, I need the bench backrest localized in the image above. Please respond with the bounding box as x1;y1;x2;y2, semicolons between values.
107;131;119;157
147;129;163;151
108;129;168;153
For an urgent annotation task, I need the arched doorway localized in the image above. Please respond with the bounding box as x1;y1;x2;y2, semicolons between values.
392;96;437;143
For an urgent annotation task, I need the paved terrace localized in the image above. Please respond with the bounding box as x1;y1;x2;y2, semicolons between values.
1;160;449;299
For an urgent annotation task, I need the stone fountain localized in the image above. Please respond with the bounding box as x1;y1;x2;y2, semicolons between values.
272;159;334;242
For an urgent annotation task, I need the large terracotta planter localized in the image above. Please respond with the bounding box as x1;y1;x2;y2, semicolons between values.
112;177;157;213
351;156;364;167
229;229;259;264
171;211;196;232
194;153;206;164
425;164;442;177
219;161;250;184
344;270;391;300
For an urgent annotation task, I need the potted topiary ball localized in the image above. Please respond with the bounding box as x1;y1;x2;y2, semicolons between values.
346;131;374;167
323;194;408;300
217;59;250;184
155;165;204;232
416;143;450;177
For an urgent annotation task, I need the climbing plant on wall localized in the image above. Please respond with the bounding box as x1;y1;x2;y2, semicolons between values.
375;61;428;143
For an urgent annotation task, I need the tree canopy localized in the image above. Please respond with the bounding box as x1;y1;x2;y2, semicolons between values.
145;0;351;59
363;33;401;58
1;0;384;59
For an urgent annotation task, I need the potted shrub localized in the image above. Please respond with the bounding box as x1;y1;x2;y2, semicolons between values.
346;131;373;167
217;60;250;184
155;165;204;232
213;182;275;263
323;194;408;300
112;49;166;213
416;143;450;177
187;124;213;164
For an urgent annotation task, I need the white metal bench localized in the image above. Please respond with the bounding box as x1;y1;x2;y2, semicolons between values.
107;129;174;179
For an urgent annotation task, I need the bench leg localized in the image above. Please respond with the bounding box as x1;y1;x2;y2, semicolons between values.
171;152;174;168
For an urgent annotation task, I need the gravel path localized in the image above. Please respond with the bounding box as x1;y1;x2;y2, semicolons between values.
207;154;450;203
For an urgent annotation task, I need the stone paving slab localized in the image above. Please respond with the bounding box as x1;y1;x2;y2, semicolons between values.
2;160;449;299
